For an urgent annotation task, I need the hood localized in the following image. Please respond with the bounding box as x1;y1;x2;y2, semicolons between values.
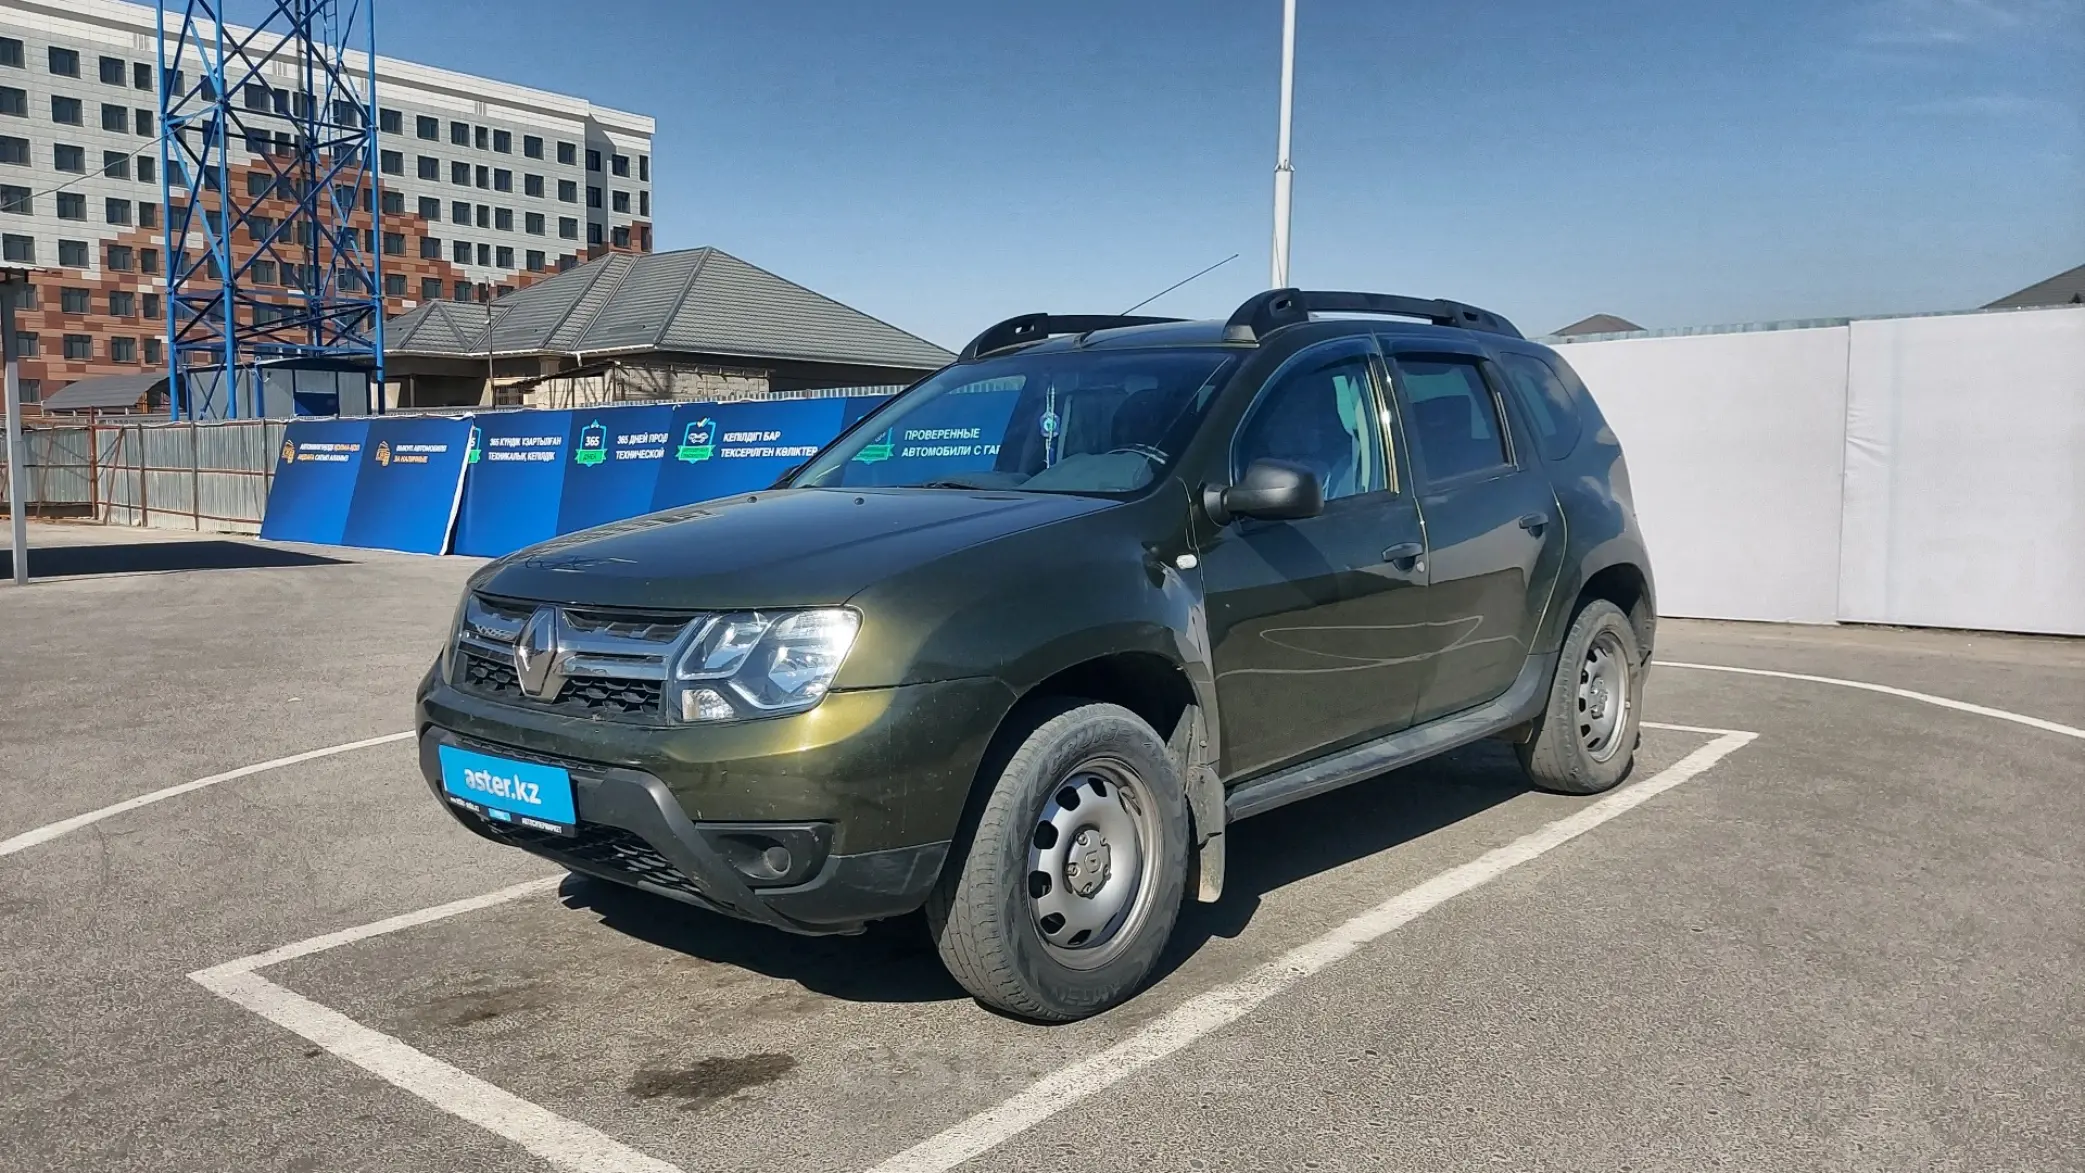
474;487;1118;610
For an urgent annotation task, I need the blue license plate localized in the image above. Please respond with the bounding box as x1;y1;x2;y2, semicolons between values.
438;745;577;833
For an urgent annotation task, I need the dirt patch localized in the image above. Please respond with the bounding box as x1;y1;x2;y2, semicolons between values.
627;1053;797;1110
407;981;549;1028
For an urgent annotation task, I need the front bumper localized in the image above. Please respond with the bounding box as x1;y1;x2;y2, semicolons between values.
417;672;1013;934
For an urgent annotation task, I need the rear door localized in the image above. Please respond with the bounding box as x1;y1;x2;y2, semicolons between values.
1384;344;1565;724
1201;337;1431;780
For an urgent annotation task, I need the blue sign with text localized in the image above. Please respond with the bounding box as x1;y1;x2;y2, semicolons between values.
651;397;848;509
339;415;474;554
553;404;678;536
260;418;371;545
451;410;574;558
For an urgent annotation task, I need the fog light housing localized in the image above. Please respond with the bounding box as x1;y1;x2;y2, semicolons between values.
696;823;831;888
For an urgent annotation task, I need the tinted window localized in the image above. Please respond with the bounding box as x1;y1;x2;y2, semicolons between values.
1397;358;1510;483
1234;348;1388;501
1495;352;1582;460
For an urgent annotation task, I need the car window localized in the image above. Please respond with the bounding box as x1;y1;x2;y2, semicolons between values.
1233;349;1387;501
1396;358;1511;483
1495;352;1582;460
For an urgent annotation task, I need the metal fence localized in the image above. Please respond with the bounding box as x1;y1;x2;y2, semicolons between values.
1;418;285;534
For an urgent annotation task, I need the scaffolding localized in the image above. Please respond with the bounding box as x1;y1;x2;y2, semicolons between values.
157;0;383;420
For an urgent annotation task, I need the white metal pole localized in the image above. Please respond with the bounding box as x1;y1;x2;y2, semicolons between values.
1270;0;1298;289
4;283;26;585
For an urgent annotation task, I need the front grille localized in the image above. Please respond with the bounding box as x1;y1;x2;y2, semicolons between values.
462;650;520;695
555;674;663;714
451;595;684;720
485;820;727;910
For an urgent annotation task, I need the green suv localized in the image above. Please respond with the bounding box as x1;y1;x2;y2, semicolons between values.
418;288;1656;1022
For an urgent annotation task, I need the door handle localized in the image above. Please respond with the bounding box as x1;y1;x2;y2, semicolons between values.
1382;542;1424;571
1517;513;1548;535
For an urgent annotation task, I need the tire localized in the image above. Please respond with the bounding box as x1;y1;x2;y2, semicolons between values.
926;700;1189;1022
1518;599;1644;795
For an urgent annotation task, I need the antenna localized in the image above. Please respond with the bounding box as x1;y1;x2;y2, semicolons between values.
1120;253;1242;316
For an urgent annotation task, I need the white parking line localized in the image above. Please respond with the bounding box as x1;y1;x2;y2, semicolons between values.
0;731;414;858
1657;661;2084;740
862;724;1756;1173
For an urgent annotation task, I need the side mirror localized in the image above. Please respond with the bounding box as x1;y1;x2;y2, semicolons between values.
1204;458;1324;525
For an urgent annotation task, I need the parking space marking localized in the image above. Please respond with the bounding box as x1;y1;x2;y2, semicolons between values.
1658;661;2084;740
0;731;414;859
188;875;689;1173
864;724;1757;1173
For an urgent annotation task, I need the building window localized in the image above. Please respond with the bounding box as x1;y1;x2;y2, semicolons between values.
382;231;404;255
134;109;152;136
110;290;136;316
523;135;543;159
522;173;543;198
493;168;511;192
384;271;406;296
525;248;544;270
143;292;159;318
557;216;577;240
612;225;630;249
110;336;137;363
559;254;578;271
136;155;154;183
557;178;576;203
416;114;438;140
246;214;274;242
64;334;93;360
57;191;86;219
587;221;602;245
453;281;472;302
452;239;470;264
585;148;601;172
0;135;22;165
107;244;134;270
144;338;161;364
59;239;88;266
102;149;129;177
494;207;512;231
379;107;402;134
53;96;83;125
243;83;268;110
138;201;158;228
586;185;602;208
417;195;440;220
419;236;440;259
476;242;490;266
50;47;81;77
100;55;127;86
638;154;649;182
449;160;468;186
524;211;543;235
557;141;576;166
475;203;489;228
16;379;35;402
639;190;649;217
493;129;511;154
140;248;159;274
0;39;20;69
450;120;468;146
473;125;487;150
246;170;271;197
106;197;133;225
451;199;470;223
0;232;28;262
251;258;277;285
103;103;129;132
0;184;31;213
0;87;23;117
474;164;489;189
611;190;629;213
135;62;152;90
417;155;438;180
420;276;442;301
54;143;85;172
610;153;628;178
15;333;35;357
381;188;404;214
379;149;402;174
495;245;513;268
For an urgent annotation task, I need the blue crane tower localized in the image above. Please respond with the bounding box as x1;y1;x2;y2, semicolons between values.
157;0;383;419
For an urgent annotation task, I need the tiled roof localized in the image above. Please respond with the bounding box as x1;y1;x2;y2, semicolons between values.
1985;263;2085;309
385;247;953;371
39;372;164;411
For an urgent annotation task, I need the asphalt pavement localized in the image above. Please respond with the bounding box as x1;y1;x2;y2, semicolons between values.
1;523;2079;1173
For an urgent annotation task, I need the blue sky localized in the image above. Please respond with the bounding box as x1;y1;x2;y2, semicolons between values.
377;0;2080;344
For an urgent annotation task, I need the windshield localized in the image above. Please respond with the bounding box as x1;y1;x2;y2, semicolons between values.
790;348;1239;494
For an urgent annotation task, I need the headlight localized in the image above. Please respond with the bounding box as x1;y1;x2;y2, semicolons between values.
672;608;860;721
439;592;470;680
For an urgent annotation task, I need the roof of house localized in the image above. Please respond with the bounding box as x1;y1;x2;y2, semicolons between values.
38;372;165;411
385;247;955;371
1553;313;1645;336
1984;263;2085;310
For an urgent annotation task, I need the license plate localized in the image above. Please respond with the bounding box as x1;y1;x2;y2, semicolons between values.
438;744;577;834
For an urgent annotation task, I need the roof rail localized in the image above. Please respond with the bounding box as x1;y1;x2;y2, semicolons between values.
1223;289;1523;342
958;313;1184;362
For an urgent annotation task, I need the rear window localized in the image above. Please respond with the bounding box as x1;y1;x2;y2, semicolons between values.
1495;351;1582;460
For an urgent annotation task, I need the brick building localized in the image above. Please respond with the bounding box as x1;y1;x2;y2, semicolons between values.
0;0;654;413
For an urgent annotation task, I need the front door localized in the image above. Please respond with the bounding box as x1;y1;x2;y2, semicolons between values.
1201;339;1431;781
1387;349;1565;724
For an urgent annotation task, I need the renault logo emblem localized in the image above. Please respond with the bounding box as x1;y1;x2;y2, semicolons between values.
513;608;567;700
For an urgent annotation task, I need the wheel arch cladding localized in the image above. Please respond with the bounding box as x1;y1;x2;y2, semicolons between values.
1579;561;1656;660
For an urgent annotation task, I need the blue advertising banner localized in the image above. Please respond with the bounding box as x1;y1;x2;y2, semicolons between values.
651;397;848;510
451;410;574;558
259;418;372;545
339;415;475;554
553;404;679;535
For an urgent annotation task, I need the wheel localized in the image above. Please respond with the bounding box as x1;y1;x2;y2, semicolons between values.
1518;599;1643;795
926;700;1189;1022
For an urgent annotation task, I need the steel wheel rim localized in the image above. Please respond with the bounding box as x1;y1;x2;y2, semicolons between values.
1025;756;1158;970
1578;630;1631;762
